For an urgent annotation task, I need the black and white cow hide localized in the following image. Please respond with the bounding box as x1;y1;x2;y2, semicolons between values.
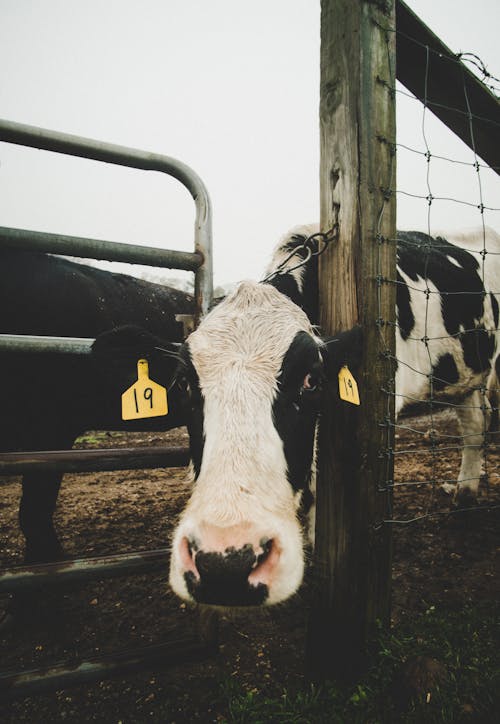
92;225;499;607
164;224;499;607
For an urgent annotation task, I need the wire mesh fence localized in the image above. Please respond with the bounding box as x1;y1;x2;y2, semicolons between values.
377;14;500;528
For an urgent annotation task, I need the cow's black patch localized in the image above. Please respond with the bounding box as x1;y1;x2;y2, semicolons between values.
396;231;495;373
273;331;324;496
491;292;499;329
268;274;302;309
272;326;362;506
491;355;500;432
321;325;363;381
265;234;319;324
185;546;268;606
431;352;460;391
177;344;205;478
396;271;414;340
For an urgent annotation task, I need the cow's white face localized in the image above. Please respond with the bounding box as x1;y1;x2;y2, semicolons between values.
169;281;323;606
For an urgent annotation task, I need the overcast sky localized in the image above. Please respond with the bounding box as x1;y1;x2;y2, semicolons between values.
0;0;498;286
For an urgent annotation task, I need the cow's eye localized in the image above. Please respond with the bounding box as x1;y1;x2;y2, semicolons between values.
302;372;319;392
177;376;190;394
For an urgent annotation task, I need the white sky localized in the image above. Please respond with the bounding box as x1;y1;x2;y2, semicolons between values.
0;0;498;287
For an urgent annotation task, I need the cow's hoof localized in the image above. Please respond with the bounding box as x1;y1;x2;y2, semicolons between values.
454;488;478;509
439;483;455;497
24;543;65;566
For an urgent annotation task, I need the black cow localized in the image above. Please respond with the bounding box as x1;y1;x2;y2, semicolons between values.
0;248;193;563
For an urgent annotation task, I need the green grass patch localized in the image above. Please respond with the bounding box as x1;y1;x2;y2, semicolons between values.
220;601;500;723
74;431;115;446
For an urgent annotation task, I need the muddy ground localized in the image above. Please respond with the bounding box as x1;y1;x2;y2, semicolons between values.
0;410;499;722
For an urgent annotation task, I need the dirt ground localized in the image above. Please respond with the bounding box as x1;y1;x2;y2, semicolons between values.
0;410;499;722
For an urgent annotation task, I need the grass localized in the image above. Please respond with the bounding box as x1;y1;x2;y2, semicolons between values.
74;431;116;446
219;601;500;723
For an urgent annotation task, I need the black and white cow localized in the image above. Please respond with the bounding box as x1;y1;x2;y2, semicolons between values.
162;224;499;607
0;248;193;563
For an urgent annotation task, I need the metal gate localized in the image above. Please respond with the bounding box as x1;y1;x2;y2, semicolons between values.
0;119;216;697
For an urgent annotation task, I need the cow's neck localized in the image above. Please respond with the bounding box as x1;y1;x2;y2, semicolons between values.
262;229;319;325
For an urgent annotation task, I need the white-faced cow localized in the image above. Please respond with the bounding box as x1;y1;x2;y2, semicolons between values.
0;248;193;564
161;225;498;607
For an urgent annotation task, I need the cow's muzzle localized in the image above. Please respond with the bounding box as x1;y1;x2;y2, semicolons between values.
177;527;281;606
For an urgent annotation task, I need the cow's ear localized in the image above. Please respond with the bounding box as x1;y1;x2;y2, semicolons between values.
91;324;181;392
321;325;363;380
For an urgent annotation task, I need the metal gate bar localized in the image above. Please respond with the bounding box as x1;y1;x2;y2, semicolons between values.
0;226;202;271
0;445;190;474
0;117;213;318
0;631;218;699
0;334;94;355
0;119;218;695
0;548;168;593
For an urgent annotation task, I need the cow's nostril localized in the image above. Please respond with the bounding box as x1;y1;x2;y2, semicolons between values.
187;537;198;557
248;538;280;587
179;536;199;579
257;538;274;565
254;538;273;568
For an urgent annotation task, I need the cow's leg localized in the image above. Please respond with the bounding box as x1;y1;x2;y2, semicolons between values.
488;356;499;433
19;471;65;563
454;389;491;503
1;471;66;626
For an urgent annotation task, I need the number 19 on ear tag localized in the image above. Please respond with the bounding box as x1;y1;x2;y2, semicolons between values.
121;359;168;420
338;365;360;406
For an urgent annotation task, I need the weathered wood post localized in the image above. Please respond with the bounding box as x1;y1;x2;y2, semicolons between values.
306;0;397;679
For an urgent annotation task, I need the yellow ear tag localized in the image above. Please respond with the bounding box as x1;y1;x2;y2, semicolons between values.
121;359;168;420
338;365;360;405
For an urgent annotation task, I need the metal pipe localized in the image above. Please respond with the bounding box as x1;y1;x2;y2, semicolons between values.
0;226;202;271
0;637;216;698
0;117;213;313
0;445;190;474
0;548;170;593
0;333;94;355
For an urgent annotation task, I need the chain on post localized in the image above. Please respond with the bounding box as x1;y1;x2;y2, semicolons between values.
261;226;339;284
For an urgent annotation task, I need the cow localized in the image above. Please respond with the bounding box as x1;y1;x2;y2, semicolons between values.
0;248;194;564
158;224;498;607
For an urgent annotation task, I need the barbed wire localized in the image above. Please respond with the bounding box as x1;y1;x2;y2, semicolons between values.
457;52;500;96
376;15;500;98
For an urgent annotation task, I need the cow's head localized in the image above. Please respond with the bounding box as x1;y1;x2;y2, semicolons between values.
169;281;362;606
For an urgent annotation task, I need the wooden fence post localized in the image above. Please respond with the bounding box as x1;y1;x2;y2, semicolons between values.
306;0;397;679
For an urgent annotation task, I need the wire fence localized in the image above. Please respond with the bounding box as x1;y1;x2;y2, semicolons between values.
376;18;500;527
